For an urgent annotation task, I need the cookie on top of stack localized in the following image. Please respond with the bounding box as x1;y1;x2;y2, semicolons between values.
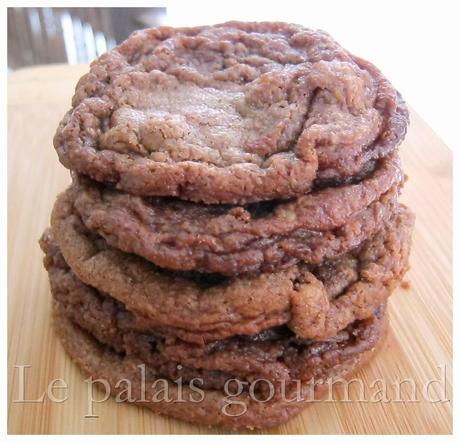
40;22;414;430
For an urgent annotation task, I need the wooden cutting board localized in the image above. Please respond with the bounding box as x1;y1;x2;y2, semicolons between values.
7;64;452;435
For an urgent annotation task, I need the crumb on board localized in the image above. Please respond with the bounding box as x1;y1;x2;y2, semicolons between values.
401;280;411;290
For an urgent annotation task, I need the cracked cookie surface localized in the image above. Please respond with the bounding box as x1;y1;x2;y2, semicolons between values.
54;22;408;204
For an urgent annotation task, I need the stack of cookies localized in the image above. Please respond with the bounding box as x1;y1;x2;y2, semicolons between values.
40;22;414;429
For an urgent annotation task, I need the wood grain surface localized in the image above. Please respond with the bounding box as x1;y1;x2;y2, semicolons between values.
7;64;453;435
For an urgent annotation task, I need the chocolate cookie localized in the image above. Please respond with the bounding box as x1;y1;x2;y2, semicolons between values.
73;154;402;275
51;259;387;385
42;191;413;343
53;302;387;429
54;22;408;204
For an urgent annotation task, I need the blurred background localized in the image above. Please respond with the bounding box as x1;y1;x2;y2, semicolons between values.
7;7;166;69
6;3;458;150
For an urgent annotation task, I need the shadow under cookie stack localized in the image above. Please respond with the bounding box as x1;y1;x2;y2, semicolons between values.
40;22;414;430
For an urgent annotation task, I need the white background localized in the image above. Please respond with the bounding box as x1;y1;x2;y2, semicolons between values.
164;0;459;151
